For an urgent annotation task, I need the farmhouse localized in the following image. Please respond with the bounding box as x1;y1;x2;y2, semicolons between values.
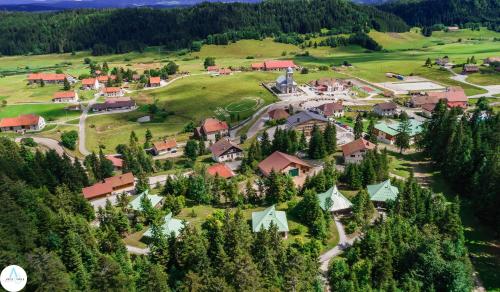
268;108;289;120
252;205;289;238
286;111;329;137
82;172;135;208
258;151;312;180
435;57;451;66
368;180;399;206
309;78;348;93
275;67;297;94
97;75;116;84
91;97;136;112
374;120;423;145
252;60;297;71
152;139;178;156
207;163;236;179
411;87;468;109
143;213;185;239
462;64;479;74
81;78;100;90
149;77;161;87
102;87;124;98
207;65;219;72
196;118;229;142
317;185;353;214
128;190;164;212
341;138;376;164
313;101;344;118
0;114;46;132
28;73;66;85
373;102;398;117
52;91;78;103
105;155;123;170
483;57;500;64
210;138;243;162
218;68;232;75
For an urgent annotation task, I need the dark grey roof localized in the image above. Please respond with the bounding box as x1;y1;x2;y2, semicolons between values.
287;111;329;128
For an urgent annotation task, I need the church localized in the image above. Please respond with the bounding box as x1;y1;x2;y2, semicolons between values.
275;67;297;94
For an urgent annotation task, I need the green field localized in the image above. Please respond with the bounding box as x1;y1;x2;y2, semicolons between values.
0;104;80;121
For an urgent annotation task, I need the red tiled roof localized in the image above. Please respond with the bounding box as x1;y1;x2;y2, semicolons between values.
53;91;76;99
264;60;296;70
82;78;97;85
103;87;122;93
104;172;135;189
425;87;467;108
316;102;343;116
105;155;123;168
0;114;40;128
207;66;219;71
153;139;177;151
421;103;436;112
218;68;232;75
258;151;311;176
202;118;228;134
28;73;66;81
149;77;161;84
82;182;113;199
209;138;242;157
251;63;264;69
97;75;112;82
341;138;376;157
268;108;290;120
207;163;235;179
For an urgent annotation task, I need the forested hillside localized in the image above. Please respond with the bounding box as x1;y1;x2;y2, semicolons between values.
0;0;409;55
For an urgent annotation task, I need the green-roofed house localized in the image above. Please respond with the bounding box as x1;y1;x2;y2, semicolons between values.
128;190;164;213
374;120;423;145
143;213;185;239
252;205;289;238
368;180;399;206
317;185;353;214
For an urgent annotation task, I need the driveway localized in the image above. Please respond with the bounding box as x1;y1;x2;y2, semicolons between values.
15;136;71;159
319;217;358;272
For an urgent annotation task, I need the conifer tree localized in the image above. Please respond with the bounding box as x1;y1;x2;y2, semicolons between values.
324;122;337;154
354;114;364;139
308;124;326;159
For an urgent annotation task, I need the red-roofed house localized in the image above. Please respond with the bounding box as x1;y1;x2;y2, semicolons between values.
102;87;124;98
97;75;116;84
210;138;243;162
196;118;229;141
341;138;376;164
218;68;232;75
262;60;297;71
251;63;264;70
152;139;178;156
81;78;100;90
52;91;79;103
258;151;312;177
149;77;161;87
106;155;123;170
82;172;135;208
207;163;236;179
412;87;468;109
207;66;219;72
28;73;67;84
0;114;46;132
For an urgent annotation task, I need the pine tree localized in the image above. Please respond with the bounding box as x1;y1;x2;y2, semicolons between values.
367;119;378;144
63;78;71;90
425;57;432;67
354;114;364;139
324;122;337;154
308;124;326;159
144;129;153;149
260;131;272;157
298;130;307;151
395;115;411;153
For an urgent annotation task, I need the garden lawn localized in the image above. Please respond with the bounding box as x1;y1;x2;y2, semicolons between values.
0;103;80;121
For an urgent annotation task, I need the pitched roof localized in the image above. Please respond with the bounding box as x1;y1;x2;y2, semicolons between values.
104;172;135;189
218;68;232;74
82;182;113;200
411;95;441;106
264;60;296;69
368;180;399;202
427;87;467;103
0;114;40;128
149;77;161;84
207;65;219;71
317;185;353;212
28;73;66;81
268;108;290;120
105;155;123;168
287;111;329;128
316;102;344;116
341;138;376;157
53;91;76;99
97;75;109;82
251;63;264;69
201;118;228;134
421;103;436;112
374;102;397;111
143;213;185;238
82;78;97;85
103;87;122;93
153;139;177;151
375;120;423;137
207;163;236;179
210;138;242;157
128;190;164;211
258;151;311;176
252;205;289;232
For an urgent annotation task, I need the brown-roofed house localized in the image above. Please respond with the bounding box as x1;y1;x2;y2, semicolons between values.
314;102;344;118
196;118;229;141
342;138;376;164
81;78;100;90
258;151;312;177
0;114;46;132
373;102;398;117
268;108;290;121
210;138;243;162
102;87;124;98
106;155;123;170
411;87;467;109
152;139;178;156
421;103;436;118
462;64;479;74
149;77;161;87
53;91;79;103
82;172;136;208
207;163;236;179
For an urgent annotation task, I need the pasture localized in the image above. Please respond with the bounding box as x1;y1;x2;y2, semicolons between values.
0;103;80;121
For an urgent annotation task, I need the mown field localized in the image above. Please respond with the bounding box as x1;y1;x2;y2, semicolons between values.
0;103;80;121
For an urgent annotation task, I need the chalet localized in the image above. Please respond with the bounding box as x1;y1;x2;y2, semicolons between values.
28;73;66;85
252;60;297;71
341;138;376;164
82;172;135;209
268;108;289;121
275;67;297;94
309;78;348;93
258;151;312;179
313;102;344;118
435;57;450;66
149;77;161;87
128;190;164;212
411;87;468;109
143;213;185;239
207;66;219;72
105;155;123;170
195;118;229;142
52;91;78;103
462;64;479;74
152;139;178;156
252;205;289;238
207;163;236;179
210;138;244;162
373;102;398;117
91;97;136;112
374;120;423;145
286;111;329;137
102;87;124;98
0;114;46;132
97;75;116;84
317;185;353;214
81;78;100;90
368;180;399;207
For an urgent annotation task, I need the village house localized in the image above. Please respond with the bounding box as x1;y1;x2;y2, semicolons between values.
91;97;136;112
252;205;289;238
207;163;236;179
251;60;297;71
483;56;500;65
28;73;67;85
435;57;451;66
462;64;480;74
105;155;123;171
81;172;136;209
52;91;79;103
128;190;164;212
275;67;297;94
312;101;344;119
102;87;124;98
368;180;399;207
410;87;468;109
374;120;423;145
152;139;178;156
258;151;312;182
149;76;161;87
218;68;232;76
373;102;398;117
210;138;243;162
195;118;229;142
97;75;116;84
0;114;46;132
341;138;377;164
309;78;348;93
81;78;100;90
207;65;219;72
267;108;290;121
317;185;353;214
286;111;329;137
143;213;185;239
421;103;436;118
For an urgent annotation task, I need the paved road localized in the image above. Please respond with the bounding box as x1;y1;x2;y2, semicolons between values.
126;245;150;255
319;218;357;272
447;68;500;98
15;136;69;157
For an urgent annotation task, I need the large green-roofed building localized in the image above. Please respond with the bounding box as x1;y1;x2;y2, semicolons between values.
368;180;399;204
252;205;289;238
317;185;353;213
128;190;164;212
143;213;185;239
374;120;423;145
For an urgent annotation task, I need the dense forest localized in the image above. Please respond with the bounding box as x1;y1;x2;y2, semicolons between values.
0;0;409;55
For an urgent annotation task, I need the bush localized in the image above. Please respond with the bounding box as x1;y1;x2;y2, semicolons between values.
20;137;37;147
345;221;357;234
134;223;144;232
61;130;78;150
